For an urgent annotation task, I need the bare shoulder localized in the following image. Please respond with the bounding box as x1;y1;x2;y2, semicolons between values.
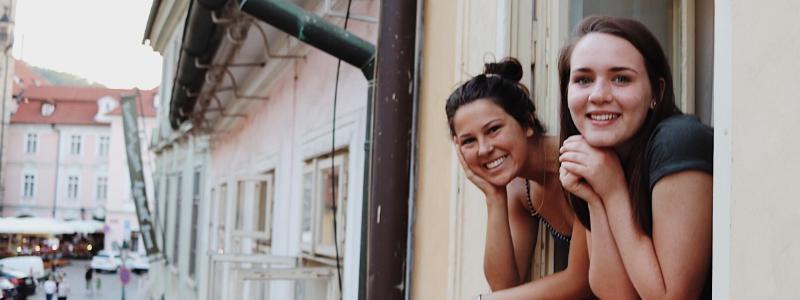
506;177;528;210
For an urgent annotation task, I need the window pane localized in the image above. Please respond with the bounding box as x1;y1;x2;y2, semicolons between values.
317;166;339;248
301;172;313;245
569;0;676;69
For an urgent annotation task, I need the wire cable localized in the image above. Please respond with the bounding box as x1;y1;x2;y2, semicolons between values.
331;0;354;297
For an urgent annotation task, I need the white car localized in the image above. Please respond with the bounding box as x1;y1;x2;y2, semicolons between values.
123;253;150;273
90;251;121;273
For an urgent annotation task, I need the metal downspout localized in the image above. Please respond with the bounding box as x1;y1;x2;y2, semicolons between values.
404;1;424;298
365;0;417;298
236;0;376;80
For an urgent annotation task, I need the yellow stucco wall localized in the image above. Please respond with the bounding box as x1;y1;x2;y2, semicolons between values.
729;1;800;298
411;0;457;298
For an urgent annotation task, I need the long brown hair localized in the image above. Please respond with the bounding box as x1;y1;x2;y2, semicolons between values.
558;16;681;235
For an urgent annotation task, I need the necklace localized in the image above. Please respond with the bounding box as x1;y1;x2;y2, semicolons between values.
525;179;543;217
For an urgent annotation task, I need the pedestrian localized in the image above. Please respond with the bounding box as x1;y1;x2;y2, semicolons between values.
95;276;102;294
84;266;93;294
57;278;71;300
43;276;57;300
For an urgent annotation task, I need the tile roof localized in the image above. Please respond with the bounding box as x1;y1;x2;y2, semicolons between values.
13;60;51;96
11;98;105;126
11;86;158;125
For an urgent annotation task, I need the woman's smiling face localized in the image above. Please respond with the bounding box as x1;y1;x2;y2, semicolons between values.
567;32;655;148
453;99;533;186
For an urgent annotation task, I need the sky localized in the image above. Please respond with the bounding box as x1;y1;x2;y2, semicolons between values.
11;0;162;89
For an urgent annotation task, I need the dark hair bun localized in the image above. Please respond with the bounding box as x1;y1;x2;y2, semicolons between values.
484;57;523;82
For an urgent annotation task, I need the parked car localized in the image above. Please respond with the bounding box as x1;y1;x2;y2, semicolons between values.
90;251;121;273
0;277;19;300
0;267;35;297
0;256;46;281
123;253;149;274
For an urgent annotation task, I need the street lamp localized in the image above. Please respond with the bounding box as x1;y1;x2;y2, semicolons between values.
0;5;13;208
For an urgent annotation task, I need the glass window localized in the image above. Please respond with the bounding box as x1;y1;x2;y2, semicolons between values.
189;168;202;278
301;152;348;258
70;135;82;155
25;133;37;154
67;176;79;199
96;176;108;203
173;174;182;267
98;136;110;157
23;174;35;198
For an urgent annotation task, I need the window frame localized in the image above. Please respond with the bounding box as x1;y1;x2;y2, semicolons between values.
97;135;110;157
22;173;36;198
69;134;82;155
300;151;348;259
96;176;108;203
188;167;203;279
231;173;275;253
67;175;80;200
25;133;38;154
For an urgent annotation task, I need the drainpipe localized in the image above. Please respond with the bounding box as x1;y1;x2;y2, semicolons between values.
365;0;417;298
51;124;61;218
236;0;376;80
404;1;424;299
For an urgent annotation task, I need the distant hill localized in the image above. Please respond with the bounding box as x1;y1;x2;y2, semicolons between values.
30;66;106;88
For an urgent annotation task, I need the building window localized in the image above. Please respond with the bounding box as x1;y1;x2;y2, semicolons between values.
67;176;79;199
254;172;275;253
300;151;348;258
25;133;38;154
70;135;82;155
173;174;183;267
189;168;202;278
41;102;55;116
23;174;35;198
98;136;110;157
96;176;108;203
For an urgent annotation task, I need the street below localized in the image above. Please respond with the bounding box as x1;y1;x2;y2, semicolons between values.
30;259;149;300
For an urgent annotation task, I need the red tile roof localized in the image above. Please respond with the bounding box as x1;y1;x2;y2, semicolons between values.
13;60;51;95
10;86;158;125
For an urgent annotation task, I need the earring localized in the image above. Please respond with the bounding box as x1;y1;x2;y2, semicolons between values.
650;100;657;109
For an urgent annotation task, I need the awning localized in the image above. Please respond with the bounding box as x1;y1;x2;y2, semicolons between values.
0;217;105;235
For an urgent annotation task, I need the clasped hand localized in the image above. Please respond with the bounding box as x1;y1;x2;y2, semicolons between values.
558;135;626;203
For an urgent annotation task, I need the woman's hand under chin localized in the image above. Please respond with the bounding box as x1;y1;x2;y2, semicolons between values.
454;137;508;200
558;135;627;201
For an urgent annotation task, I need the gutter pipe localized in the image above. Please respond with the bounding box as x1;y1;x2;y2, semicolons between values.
237;0;376;80
168;0;227;129
364;0;417;298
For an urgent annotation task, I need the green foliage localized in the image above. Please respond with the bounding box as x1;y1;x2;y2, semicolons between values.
30;65;106;88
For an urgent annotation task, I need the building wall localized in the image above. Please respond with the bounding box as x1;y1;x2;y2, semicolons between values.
726;1;800;298
2;123;110;218
411;0;458;299
204;4;376;299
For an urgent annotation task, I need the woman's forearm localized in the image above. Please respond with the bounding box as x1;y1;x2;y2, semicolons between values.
603;191;668;299
483;193;522;290
586;202;639;299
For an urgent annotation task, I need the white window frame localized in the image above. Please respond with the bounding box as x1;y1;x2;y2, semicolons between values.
300;151;348;259
22;173;36;198
97;135;110;157
189;166;203;279
230;172;275;254
70;134;82;155
67;175;80;200
96;176;108;204
25;133;38;154
41;102;55;116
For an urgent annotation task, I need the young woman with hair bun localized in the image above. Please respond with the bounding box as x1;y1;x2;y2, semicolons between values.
447;57;592;299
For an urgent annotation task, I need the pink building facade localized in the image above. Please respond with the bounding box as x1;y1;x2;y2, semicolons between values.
0;64;157;252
